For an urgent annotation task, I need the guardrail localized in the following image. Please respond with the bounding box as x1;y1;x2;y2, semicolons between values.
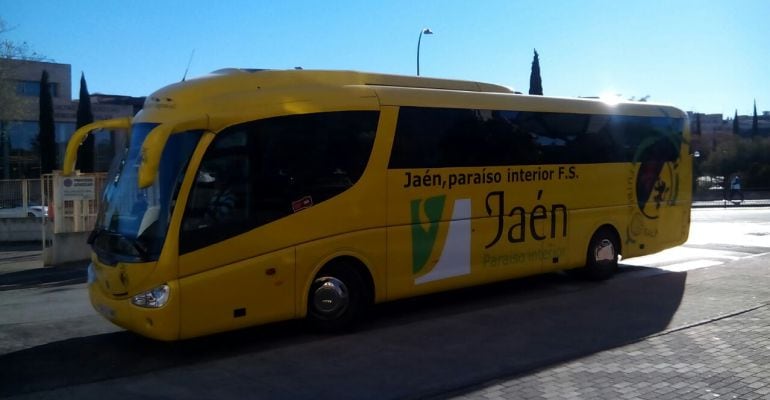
692;188;770;208
0;179;43;218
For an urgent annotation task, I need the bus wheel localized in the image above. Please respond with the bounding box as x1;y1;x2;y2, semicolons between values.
307;266;364;332
584;228;619;280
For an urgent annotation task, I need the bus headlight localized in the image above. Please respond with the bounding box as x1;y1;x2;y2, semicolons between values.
131;284;170;308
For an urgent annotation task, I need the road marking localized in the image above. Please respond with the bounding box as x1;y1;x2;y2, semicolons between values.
744;251;770;260
659;259;724;272
621;246;770;278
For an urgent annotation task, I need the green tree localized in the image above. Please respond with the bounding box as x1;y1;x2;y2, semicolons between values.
695;113;701;136
38;70;55;174
700;135;770;189
75;72;94;172
1;17;42;178
752;99;759;137
1;19;42;120
0;18;35;122
528;49;543;95
733;110;739;135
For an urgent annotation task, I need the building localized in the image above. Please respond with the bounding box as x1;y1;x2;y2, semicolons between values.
688;112;729;136
737;113;770;136
688;111;770;137
0;59;142;179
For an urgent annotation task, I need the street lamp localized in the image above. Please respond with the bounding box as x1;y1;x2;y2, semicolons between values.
416;28;433;76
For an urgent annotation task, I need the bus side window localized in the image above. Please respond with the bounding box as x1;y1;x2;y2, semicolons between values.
180;130;252;251
180;111;378;254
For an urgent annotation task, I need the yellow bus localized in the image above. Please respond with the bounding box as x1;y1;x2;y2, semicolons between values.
63;69;691;340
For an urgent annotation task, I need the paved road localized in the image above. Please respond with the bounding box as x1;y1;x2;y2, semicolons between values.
0;209;768;399
448;305;770;400
448;208;770;400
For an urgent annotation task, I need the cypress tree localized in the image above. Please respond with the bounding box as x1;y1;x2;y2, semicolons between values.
733;110;739;135
76;72;95;172
752;99;759;137
38;70;56;174
695;113;701;135
529;49;543;95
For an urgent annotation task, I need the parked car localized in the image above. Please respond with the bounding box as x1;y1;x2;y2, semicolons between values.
0;205;48;218
27;205;48;218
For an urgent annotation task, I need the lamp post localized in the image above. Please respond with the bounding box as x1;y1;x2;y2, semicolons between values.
416;28;433;76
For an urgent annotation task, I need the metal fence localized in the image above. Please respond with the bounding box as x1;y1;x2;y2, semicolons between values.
0;179;43;216
692;188;770;208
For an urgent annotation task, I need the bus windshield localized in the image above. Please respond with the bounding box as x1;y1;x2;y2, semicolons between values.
91;123;202;263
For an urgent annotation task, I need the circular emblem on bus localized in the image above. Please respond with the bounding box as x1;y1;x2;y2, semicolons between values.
627;135;680;221
63;178;73;187
635;161;675;220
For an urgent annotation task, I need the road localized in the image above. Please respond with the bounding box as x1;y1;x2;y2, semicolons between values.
0;208;768;399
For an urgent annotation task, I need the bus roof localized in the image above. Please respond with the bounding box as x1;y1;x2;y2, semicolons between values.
139;69;515;124
148;68;513;101
143;68;685;120
124;68;686;188
369;85;687;119
227;68;515;93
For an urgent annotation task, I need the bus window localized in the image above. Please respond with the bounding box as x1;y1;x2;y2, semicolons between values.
390;107;683;168
180;111;378;253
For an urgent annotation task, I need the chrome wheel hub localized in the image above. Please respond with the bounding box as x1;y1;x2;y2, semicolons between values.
594;239;615;264
312;277;349;319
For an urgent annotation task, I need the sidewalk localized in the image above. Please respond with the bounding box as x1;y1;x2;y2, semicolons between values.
0;244;89;291
450;305;770;400
443;254;770;400
692;199;770;208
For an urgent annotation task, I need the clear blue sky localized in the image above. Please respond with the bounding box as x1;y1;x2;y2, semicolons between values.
3;0;769;116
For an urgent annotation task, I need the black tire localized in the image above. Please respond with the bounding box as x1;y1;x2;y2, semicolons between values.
307;265;366;332
583;228;619;281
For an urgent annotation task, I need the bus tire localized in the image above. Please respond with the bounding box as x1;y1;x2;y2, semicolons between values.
583;227;620;281
307;264;366;332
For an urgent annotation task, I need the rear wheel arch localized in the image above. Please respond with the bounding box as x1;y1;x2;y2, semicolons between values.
595;224;622;256
315;256;375;307
304;255;375;332
583;224;622;280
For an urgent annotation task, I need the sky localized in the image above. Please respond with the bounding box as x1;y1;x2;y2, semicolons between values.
2;0;769;116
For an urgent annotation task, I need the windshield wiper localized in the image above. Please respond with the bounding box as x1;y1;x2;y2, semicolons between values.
89;227;150;262
131;238;149;261
87;228;104;245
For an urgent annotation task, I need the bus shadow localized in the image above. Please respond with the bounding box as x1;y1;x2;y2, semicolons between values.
0;267;686;399
0;318;310;397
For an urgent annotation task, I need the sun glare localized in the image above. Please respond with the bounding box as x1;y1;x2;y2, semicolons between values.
599;92;623;106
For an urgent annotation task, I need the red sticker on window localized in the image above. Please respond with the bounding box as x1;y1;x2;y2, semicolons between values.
292;196;313;213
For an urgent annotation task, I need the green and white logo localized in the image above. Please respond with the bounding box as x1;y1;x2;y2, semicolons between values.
410;195;446;275
410;195;472;284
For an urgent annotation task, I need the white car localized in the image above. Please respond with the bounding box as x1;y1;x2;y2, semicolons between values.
0;205;48;218
28;205;48;218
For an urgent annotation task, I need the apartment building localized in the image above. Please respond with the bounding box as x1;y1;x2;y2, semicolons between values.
0;59;140;179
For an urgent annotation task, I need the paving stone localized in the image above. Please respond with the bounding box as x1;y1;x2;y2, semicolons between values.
448;305;770;400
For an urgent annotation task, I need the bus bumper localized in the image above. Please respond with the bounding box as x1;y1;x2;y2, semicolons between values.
88;277;181;341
